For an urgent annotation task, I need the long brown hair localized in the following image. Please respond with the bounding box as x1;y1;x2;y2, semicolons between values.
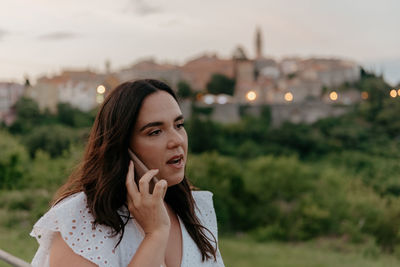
54;79;217;261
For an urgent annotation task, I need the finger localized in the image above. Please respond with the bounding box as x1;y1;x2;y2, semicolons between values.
138;169;159;196
152;179;168;200
126;161;139;200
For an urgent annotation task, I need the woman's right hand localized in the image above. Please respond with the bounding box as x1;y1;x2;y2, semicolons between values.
125;160;170;235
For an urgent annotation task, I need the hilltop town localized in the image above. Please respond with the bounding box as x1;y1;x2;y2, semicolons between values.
0;28;363;125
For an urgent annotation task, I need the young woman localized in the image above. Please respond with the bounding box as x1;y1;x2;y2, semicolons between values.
30;79;225;267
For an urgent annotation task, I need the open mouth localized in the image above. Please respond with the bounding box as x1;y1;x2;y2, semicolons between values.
166;155;184;168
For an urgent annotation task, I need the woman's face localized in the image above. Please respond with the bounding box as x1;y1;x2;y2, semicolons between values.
130;91;188;186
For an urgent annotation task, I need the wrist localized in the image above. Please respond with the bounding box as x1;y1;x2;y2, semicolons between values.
145;226;170;240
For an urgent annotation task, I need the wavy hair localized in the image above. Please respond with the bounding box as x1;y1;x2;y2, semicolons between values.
53;79;217;261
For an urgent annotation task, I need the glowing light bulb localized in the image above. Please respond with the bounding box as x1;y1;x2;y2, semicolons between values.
204;94;214;104
361;91;368;100
330;91;338;101
97;85;106;94
246;91;257;101
217;95;228;104
284;92;293;102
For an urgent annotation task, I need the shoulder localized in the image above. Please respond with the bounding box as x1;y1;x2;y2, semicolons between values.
31;192;120;267
46;192;89;221
192;190;214;213
32;192;99;239
191;191;225;266
191;190;218;235
31;192;89;237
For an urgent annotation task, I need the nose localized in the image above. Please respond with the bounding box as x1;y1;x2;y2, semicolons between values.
167;129;185;149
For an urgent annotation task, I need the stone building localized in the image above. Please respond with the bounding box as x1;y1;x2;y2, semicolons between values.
0;82;25;125
180;54;235;91
117;59;181;88
298;58;360;88
231;28;361;106
25;70;118;113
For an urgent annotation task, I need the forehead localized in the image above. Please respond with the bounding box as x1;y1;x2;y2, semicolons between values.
136;91;181;124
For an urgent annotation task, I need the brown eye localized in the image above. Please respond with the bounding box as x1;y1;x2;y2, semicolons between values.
149;130;161;136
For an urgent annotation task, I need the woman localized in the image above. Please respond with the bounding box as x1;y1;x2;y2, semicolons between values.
30;79;225;267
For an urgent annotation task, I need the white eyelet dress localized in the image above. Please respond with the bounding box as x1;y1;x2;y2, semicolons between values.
30;190;225;267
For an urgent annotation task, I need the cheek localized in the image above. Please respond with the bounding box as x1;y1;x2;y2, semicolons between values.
134;142;164;168
182;131;188;151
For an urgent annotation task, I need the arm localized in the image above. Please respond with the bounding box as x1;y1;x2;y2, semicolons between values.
49;230;169;267
50;232;97;267
49;162;169;267
50;230;169;267
127;229;169;267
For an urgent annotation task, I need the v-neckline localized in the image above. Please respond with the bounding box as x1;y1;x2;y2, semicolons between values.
176;216;185;267
132;214;185;267
166;213;186;267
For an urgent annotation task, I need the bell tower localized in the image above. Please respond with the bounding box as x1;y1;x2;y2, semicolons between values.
255;26;263;59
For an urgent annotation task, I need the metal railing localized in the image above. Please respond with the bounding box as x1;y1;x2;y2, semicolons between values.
0;249;31;267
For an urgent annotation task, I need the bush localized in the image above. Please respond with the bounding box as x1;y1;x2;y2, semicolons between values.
0;189;52;228
186;152;250;232
23;125;79;158
0;131;29;189
21;146;83;191
57;102;95;127
323;151;400;195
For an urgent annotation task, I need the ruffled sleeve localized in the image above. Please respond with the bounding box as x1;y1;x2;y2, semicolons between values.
192;191;225;266
192;191;218;239
30;192;121;267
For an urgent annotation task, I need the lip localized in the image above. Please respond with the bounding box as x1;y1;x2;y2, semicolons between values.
166;154;185;169
166;154;184;163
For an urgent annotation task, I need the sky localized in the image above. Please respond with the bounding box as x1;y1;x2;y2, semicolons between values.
0;0;399;85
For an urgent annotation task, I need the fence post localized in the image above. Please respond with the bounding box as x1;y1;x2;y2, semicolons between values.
0;249;31;267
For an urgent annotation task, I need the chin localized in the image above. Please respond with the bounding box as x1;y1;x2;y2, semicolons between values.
162;171;185;187
167;176;185;187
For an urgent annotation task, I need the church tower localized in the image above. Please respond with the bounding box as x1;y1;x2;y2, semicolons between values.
255;27;263;59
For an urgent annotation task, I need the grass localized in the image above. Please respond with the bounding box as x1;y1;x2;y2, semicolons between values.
1;230;400;267
0;228;38;267
218;235;400;267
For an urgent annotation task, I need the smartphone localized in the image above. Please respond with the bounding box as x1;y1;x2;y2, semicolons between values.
128;148;159;193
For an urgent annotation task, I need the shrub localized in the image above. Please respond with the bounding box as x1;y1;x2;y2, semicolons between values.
23;125;79;158
0;131;29;189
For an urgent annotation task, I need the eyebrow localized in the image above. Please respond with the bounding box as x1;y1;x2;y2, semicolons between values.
139;115;184;132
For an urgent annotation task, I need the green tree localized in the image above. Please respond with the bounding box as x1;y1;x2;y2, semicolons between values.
57;102;94;127
0;131;28;189
9;97;41;134
187;116;219;153
206;74;235;95
177;80;193;99
356;75;389;121
23;125;77;158
374;98;400;138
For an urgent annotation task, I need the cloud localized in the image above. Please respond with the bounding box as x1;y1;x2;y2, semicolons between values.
38;31;79;41
129;0;162;16
0;28;8;41
159;19;182;28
